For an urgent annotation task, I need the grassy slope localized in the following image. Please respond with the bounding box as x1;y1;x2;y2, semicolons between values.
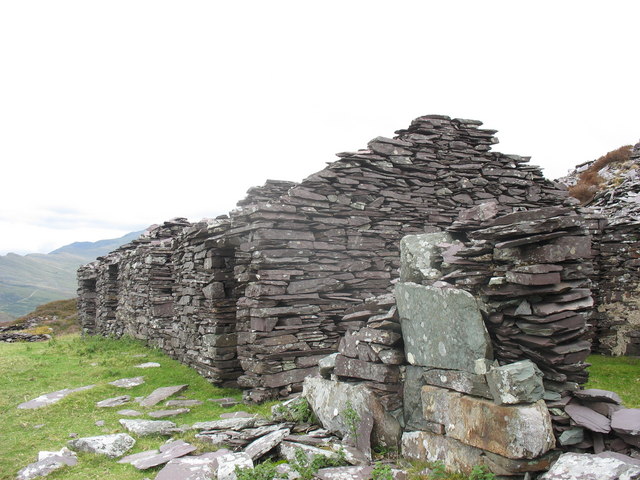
585;354;640;407
0;335;275;480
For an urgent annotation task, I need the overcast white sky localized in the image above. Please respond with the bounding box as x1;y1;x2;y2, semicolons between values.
1;1;639;255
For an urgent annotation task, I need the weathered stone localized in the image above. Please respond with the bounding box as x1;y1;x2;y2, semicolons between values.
148;408;190;418
564;403;611;433
96;395;131;408
16;448;77;480
399;232;454;284
573;388;623;404
109;376;145;388
422;367;492;399
67;433;135;458
216;452;253;480
319;353;338;378
486;360;545;405
155;450;231;480
192;417;257;431
118;409;142;416
18;385;96;409
396;283;492;372
279;441;339;463
315;466;374;480
559;427;585;446
611;408;640;436
220;411;255;419
402;431;484;475
244;428;290;460
118;440;196;469
335;355;399;383
538;452;640;480
482;450;561;474
119;419;177;435
134;362;161;368
421;385;555;459
304;377;402;457
138;385;189;407
164;399;203;407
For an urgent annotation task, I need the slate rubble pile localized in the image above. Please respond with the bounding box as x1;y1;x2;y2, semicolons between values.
0;317;51;342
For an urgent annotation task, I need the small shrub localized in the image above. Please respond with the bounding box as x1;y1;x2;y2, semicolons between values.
235;461;282;480
341;401;361;443
290;448;348;480
372;462;394;480
273;397;317;424
468;465;495;480
428;461;448;479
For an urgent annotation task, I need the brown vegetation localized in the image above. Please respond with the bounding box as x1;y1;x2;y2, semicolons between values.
13;298;79;335
568;145;633;204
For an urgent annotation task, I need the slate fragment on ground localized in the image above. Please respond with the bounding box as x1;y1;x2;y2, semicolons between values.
138;385;188;407
109;376;145;388
16;448;77;480
67;433;135;458
149;408;190;418
96;395;131;407
135;362;161;369
119;419;177;436
18;385;96;409
118;439;196;469
154;450;231;480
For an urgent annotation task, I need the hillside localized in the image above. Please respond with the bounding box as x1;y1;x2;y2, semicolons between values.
0;231;143;319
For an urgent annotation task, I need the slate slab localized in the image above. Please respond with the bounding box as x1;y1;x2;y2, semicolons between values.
220;411;255;419
244;428;290;460
165;399;203;407
16;448;77;480
564;403;611;433
68;433;135;458
611;408;640;436
97;395;131;408
109;376;145;388
118;409;143;416
486;360;545;405
573;389;623;404
138;385;189;407
192;417;257;431
148;408;190;418
396;282;492;372
119;419;177;435
316;466;374;480
216;452;253;480
155;449;231;480
119;440;196;469
18;385;96;409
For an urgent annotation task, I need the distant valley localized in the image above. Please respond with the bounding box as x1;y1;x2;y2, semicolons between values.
0;231;143;320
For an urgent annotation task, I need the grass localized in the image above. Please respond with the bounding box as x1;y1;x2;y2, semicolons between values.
0;334;276;480
585;354;640;407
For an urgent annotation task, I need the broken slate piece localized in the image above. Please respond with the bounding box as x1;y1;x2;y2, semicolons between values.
138;385;188;407
538;452;640;479
165;399;203;407
565;403;611;433
96;395;131;408
68;433;135;458
119;439;196;469
155;449;231;480
486;360;545;405
192;417;257;431
219;411;255;419
18;385;96;409
134;362;160;368
573;389;623;404
109;376;145;388
148;408;190;418
244;428;290;461
208;397;238;407
119;419;177;436
16;448;77;480
559;428;584;446
611;409;640;436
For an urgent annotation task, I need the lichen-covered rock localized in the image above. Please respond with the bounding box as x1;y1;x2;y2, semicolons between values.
16;448;77;480
67;433;135;458
396;283;492;372
538;452;640;479
486;360;545;405
119;419;177;436
216;452;253;480
399;232;454;284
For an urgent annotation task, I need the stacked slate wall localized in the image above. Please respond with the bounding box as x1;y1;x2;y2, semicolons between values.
78;114;574;400
589;141;640;355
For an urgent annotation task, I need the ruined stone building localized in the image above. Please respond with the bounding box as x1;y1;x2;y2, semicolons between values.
78;114;580;401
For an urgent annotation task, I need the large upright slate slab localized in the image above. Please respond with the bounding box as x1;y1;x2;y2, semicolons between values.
395;282;492;372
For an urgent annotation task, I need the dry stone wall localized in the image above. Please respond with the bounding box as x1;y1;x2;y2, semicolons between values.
79;114;574;400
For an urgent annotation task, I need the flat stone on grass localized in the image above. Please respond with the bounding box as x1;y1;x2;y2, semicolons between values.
118;440;196;469
17;448;77;480
109;376;145;388
192;417;257;431
134;362;161;369
68;433;135;458
165;399;203;407
96;395;131;408
138;385;189;407
244;428;290;461
155;450;231;480
118;409;142;416
18;385;96;409
119;419;177;436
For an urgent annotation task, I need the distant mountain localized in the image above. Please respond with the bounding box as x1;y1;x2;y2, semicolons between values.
0;231;143;320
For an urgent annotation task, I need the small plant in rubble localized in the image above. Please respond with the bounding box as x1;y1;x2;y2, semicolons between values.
341;401;361;444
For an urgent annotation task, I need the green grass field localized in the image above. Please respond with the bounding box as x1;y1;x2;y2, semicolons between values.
1;333;638;480
0;335;275;480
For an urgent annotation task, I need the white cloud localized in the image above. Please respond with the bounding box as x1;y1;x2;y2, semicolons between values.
0;1;639;254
